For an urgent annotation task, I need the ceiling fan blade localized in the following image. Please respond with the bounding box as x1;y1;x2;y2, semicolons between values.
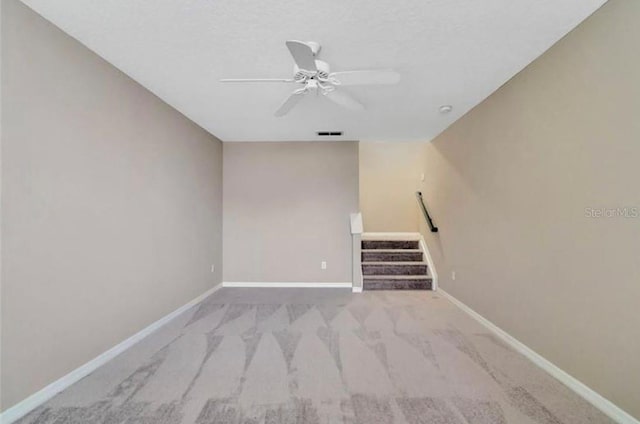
220;78;295;83
330;70;400;86
274;89;306;117
285;40;317;73
324;89;365;111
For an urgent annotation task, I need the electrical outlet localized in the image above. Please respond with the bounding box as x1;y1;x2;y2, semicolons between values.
451;271;456;281
211;264;215;273
420;173;425;182
321;261;327;270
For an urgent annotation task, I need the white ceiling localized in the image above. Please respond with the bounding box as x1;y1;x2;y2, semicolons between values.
22;0;605;142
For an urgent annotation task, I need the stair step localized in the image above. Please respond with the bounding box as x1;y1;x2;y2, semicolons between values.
362;262;428;276
362;249;423;262
362;240;419;250
363;276;433;290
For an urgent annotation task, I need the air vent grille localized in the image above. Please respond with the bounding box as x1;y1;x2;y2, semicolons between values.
317;131;343;136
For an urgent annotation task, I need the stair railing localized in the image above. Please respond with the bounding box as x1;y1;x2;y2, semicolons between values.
415;191;438;233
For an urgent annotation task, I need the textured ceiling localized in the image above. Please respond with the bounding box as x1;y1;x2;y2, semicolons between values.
21;0;605;142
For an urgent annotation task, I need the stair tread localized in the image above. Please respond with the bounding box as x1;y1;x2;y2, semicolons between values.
362;261;428;265
362;274;433;280
361;249;421;252
362;240;419;250
362;239;418;241
363;239;418;242
363;279;432;290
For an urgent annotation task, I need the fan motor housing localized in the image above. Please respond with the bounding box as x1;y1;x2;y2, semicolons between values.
294;60;330;81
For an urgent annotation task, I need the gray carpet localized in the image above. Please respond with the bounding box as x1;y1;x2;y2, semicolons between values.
17;288;613;423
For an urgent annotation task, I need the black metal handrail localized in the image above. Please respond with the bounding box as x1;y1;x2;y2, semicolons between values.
416;191;438;233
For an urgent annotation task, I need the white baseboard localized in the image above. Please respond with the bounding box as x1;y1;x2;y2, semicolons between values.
222;281;352;288
417;235;438;291
362;232;421;240
439;289;639;424
352;286;363;293
0;284;223;424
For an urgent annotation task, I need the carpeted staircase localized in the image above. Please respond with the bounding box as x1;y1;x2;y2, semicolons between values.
361;239;433;290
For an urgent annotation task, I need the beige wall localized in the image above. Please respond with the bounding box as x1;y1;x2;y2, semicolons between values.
223;142;358;283
359;142;424;232
419;0;640;418
1;1;223;410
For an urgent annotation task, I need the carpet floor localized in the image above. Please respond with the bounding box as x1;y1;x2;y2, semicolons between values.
17;288;614;424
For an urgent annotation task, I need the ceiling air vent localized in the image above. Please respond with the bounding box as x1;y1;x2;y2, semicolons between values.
317;131;343;136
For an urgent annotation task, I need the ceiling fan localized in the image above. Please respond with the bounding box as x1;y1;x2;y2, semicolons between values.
220;40;400;117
